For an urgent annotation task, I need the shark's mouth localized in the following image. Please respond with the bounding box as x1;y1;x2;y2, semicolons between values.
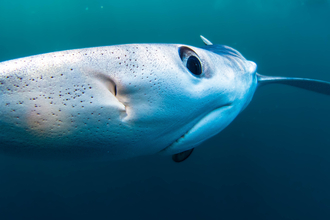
160;104;233;155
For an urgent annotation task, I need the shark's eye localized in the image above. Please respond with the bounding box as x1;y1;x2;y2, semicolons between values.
179;46;203;77
186;56;202;76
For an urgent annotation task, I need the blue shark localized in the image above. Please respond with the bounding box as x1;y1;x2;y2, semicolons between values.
0;36;329;162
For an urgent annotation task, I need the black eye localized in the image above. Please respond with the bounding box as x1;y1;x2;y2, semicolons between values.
179;46;203;77
186;56;202;76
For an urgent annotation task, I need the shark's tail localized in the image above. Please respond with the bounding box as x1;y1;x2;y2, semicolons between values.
257;73;330;96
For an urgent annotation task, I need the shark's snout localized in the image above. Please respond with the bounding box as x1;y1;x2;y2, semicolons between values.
247;61;257;76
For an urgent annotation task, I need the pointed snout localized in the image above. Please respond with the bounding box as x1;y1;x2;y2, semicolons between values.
247;61;257;76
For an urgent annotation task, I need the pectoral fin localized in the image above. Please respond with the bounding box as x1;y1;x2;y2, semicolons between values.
257;73;330;96
172;148;194;162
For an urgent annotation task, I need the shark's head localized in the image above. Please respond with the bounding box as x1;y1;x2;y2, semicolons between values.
152;43;258;156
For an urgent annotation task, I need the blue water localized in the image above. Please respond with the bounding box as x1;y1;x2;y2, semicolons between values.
1;0;330;219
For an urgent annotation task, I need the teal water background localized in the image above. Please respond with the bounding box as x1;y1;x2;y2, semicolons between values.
1;0;330;219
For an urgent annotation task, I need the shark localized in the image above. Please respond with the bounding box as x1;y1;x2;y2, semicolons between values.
0;36;329;162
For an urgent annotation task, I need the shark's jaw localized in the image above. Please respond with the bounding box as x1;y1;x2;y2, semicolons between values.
160;103;234;155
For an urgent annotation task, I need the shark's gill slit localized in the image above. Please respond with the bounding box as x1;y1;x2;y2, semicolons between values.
95;72;118;97
98;74;128;119
106;78;117;97
94;72;127;118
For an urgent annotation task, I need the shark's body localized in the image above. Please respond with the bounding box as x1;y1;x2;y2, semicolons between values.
0;37;329;161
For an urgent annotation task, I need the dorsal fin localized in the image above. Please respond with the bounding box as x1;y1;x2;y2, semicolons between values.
200;35;213;46
257;73;330;96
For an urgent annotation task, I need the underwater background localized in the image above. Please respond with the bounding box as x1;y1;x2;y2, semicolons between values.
0;0;330;219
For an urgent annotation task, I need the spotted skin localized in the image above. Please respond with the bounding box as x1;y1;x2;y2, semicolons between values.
0;44;257;160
